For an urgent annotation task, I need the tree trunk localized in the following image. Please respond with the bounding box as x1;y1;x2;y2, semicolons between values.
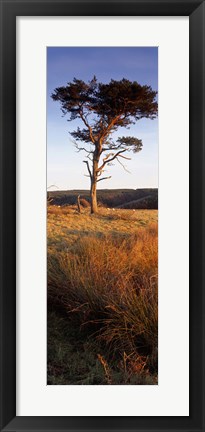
90;153;100;214
90;180;97;214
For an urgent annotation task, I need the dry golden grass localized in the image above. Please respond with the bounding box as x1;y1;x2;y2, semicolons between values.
47;205;158;384
47;205;157;250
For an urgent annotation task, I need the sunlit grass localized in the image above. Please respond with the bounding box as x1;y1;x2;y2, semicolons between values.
47;206;158;385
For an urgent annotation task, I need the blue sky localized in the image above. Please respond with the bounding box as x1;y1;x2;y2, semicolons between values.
47;47;158;190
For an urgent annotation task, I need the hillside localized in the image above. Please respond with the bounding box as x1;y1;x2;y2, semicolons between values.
48;188;158;209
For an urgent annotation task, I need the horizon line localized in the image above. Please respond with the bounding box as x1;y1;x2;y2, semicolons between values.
48;187;158;192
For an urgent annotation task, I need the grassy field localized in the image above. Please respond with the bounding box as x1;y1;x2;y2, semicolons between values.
47;206;158;385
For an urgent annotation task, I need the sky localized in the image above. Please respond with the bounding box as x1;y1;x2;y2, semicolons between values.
47;47;158;191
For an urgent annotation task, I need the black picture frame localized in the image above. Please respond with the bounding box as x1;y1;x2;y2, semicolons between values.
0;1;204;431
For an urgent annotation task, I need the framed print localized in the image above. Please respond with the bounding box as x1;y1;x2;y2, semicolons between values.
0;0;205;431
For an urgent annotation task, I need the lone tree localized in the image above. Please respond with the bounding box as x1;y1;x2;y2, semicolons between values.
52;77;158;213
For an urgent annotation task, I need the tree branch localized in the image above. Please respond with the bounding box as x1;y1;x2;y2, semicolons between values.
73;139;93;155
79;108;95;143
83;160;92;179
97;149;127;172
101;143;123;152
116;157;131;173
117;153;131;160
86;154;93;161
76;146;92;153
97;176;112;182
99;115;122;143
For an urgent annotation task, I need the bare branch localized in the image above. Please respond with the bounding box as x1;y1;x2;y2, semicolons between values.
101;152;114;163
117;153;131;161
97;149;127;172
86;154;93;161
97;169;106;177
72;139;93;155
76;146;91;153
97;152;114;171
116;157;131;174
83;160;92;179
97;176;112;183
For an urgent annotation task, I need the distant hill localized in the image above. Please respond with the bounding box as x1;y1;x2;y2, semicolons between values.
48;188;158;209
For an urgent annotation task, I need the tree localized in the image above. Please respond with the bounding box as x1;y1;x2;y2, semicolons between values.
52;77;158;213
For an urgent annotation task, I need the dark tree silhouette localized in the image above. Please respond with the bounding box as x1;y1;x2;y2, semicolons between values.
52;77;158;213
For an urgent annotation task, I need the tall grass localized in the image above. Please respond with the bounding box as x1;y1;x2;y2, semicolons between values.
48;221;158;382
